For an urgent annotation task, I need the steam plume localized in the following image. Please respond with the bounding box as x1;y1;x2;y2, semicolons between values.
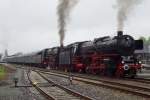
57;0;78;47
116;0;141;31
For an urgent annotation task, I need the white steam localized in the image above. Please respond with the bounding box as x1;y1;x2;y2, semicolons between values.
57;0;78;46
116;0;141;31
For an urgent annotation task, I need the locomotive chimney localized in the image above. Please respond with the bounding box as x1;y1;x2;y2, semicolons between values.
117;31;123;37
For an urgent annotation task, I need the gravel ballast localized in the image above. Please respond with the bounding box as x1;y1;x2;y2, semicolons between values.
43;73;148;100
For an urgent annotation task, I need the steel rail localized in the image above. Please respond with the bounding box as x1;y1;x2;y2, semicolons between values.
16;65;150;98
39;71;150;98
26;71;55;100
128;78;150;84
36;71;93;100
16;65;150;84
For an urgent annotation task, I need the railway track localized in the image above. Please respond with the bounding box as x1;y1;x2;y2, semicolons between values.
35;67;150;85
15;65;150;85
14;65;150;98
44;69;150;85
27;70;92;100
38;70;150;98
126;78;150;84
26;71;55;100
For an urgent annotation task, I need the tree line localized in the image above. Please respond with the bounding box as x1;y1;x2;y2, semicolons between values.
139;36;150;45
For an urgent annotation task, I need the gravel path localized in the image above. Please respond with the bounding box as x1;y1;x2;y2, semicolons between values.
42;73;148;100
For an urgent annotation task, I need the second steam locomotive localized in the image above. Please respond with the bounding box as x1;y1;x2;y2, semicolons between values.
3;31;143;78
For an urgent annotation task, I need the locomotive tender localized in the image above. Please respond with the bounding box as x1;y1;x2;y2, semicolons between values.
3;31;143;78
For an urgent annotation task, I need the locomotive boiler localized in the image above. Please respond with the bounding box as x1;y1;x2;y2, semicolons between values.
94;31;143;56
75;31;143;56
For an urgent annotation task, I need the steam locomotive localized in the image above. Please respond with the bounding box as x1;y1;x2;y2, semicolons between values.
3;31;143;78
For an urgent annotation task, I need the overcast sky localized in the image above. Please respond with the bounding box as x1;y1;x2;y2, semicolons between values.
0;0;150;55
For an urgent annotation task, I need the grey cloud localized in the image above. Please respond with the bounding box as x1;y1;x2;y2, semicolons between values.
0;0;149;55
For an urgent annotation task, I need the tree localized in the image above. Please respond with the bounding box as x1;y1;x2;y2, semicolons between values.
139;36;150;45
147;36;150;44
0;54;2;60
139;36;147;44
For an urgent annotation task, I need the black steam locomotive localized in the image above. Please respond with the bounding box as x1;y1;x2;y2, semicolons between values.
3;31;143;78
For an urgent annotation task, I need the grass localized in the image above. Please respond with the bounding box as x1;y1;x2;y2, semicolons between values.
0;64;6;80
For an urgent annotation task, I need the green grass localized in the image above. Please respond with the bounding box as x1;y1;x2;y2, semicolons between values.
0;65;6;80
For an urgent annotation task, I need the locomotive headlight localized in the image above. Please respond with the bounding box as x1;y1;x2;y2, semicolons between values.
123;64;129;70
121;61;125;64
139;61;142;64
